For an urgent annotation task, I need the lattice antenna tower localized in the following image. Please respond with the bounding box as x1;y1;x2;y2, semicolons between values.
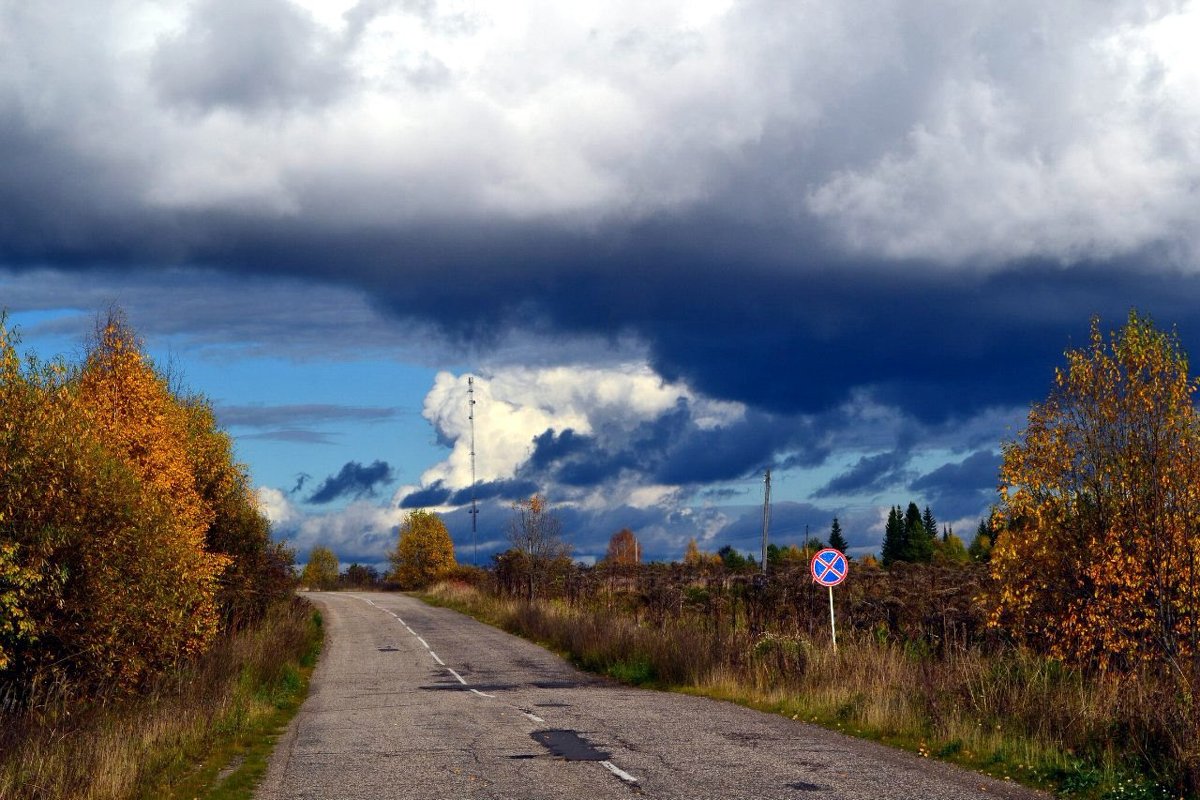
468;376;479;565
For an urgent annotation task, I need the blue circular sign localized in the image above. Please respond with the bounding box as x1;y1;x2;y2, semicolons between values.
810;548;848;587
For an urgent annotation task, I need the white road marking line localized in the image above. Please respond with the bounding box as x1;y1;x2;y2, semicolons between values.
404;626;415;635
430;651;445;666
522;711;545;723
600;761;639;784
417;636;430;649
470;688;495;698
447;668;468;685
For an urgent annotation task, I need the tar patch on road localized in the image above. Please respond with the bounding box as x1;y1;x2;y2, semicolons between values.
531;730;611;761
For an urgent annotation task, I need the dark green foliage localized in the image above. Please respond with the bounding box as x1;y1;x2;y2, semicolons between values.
881;502;939;565
339;563;381;588
902;502;934;563
881;506;907;566
828;518;848;553
969;519;993;563
718;545;749;571
922;506;938;541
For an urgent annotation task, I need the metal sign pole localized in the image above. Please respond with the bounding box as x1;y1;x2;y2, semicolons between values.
810;547;846;655
828;585;837;654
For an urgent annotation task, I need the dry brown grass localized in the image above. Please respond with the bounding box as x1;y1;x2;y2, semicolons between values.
423;581;1178;797
0;598;320;800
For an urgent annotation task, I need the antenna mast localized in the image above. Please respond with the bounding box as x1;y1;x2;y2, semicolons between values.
468;376;478;566
761;468;771;575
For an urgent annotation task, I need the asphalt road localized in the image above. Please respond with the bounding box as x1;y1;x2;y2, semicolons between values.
256;592;1046;800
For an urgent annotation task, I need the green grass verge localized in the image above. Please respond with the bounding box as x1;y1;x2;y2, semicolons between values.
142;608;323;800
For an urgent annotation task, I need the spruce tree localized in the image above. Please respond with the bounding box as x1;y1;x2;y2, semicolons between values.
828;517;849;553
922;505;938;542
903;501;934;563
881;506;906;566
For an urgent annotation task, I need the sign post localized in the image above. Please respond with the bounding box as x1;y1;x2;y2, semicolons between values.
810;548;848;653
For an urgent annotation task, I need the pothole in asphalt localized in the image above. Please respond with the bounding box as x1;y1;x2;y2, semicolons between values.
531;730;610;761
787;781;829;792
533;702;570;708
531;680;581;689
419;683;515;692
377;646;400;651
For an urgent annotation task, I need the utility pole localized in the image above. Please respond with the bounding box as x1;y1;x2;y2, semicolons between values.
468;376;478;566
761;469;771;575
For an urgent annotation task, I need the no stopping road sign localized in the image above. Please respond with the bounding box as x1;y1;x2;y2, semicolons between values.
810;548;848;587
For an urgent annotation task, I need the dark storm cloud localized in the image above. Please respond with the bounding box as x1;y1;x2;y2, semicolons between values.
517;405;828;493
815;449;915;499
307;460;395;504
446;479;539;506
398;477;540;509
398;481;450;508
5;1;1200;464
910;450;1002;520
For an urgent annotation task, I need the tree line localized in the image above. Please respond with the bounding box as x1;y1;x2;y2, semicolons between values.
0;312;293;699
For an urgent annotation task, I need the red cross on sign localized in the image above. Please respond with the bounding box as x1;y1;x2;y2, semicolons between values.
810;548;848;587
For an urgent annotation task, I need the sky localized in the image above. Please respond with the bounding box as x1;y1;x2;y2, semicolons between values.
3;0;1200;568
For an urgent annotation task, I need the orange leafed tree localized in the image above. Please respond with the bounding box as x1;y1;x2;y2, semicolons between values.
1;310;287;695
71;315;230;685
604;528;641;565
991;311;1200;669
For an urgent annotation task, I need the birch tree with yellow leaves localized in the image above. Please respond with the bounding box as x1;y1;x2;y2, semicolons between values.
1;310;288;696
992;311;1200;670
389;510;456;589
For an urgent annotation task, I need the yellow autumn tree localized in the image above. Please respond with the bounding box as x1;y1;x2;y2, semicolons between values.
0;318;150;686
682;537;722;569
991;311;1200;669
181;395;294;628
71;313;230;685
1;310;288;694
0;320;55;673
301;545;341;590
604;528;641;566
390;510;457;589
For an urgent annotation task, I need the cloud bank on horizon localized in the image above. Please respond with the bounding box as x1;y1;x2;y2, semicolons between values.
5;0;1200;562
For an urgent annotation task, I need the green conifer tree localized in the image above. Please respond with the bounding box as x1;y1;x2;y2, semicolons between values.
880;506;906;566
922;506;938;541
828;517;849;553
902;502;934;563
